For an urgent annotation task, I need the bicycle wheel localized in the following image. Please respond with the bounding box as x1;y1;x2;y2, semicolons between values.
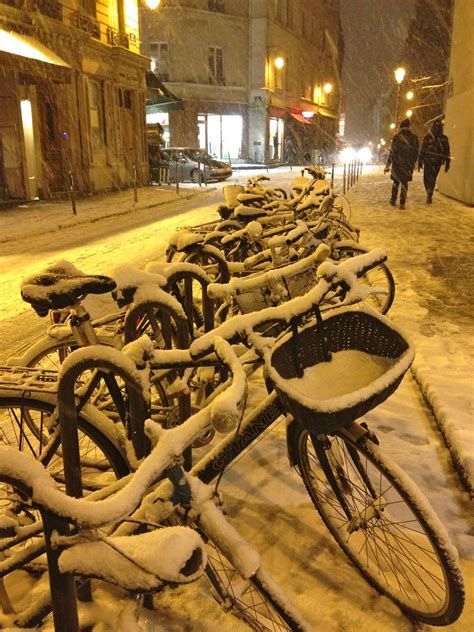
203;535;307;631
331;244;395;314
291;426;464;625
0;397;129;488
182;247;230;284
0;397;129;620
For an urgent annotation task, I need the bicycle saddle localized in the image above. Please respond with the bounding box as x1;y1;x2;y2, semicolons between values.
59;527;206;590
237;192;266;203
21;261;116;316
234;204;268;220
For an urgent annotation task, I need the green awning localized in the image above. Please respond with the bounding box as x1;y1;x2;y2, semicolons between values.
146;98;184;113
146;71;183;113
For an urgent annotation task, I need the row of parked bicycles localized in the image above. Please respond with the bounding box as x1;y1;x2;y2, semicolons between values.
0;168;465;631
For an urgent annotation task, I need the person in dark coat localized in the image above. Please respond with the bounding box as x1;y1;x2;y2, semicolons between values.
384;118;419;209
418;120;451;203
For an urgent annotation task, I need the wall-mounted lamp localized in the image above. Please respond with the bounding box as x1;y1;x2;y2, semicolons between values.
323;82;333;94
145;0;161;9
274;56;285;69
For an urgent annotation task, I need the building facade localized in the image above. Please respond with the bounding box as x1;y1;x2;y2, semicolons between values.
0;0;149;202
439;0;473;204
140;0;343;164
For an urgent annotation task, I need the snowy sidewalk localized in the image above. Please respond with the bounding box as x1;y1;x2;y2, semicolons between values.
0;183;211;245
346;168;473;496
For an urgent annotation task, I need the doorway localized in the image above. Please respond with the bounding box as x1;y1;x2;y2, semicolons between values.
20;99;39;199
269;117;284;161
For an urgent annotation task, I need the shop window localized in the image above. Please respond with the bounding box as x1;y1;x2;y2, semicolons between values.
88;79;105;151
150;42;169;82
209;46;224;85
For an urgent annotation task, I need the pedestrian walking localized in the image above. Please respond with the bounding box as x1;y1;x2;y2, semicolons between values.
384;118;419;209
273;134;279;160
284;136;295;165
418;120;451;204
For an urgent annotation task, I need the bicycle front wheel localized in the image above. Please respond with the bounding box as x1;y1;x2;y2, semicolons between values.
292;427;464;625
204;537;308;631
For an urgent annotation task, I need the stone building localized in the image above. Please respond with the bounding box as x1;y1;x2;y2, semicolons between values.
140;0;343;164
439;0;474;204
0;0;149;202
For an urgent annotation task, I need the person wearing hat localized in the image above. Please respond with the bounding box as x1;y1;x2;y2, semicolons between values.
384;118;419;209
418;120;451;203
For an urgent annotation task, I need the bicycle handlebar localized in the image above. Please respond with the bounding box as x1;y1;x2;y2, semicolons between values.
192;248;388;358
0;339;246;528
207;244;331;300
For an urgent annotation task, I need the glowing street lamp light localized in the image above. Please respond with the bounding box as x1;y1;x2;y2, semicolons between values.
406;90;414;100
394;67;406;84
323;82;333;94
274;56;285;69
394;66;406;126
390;122;396;129
145;0;161;7
406;109;413;118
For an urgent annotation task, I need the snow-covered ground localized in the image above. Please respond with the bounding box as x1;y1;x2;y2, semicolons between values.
0;167;472;631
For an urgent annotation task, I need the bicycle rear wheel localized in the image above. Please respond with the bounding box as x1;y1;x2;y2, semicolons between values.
331;244;395;314
0;396;129;621
291;426;464;625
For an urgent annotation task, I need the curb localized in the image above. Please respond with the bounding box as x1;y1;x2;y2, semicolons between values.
411;363;474;498
0;188;216;246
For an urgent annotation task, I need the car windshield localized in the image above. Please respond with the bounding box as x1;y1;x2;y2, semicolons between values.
185;149;214;163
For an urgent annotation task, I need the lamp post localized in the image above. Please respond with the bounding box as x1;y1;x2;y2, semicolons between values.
394;66;406;126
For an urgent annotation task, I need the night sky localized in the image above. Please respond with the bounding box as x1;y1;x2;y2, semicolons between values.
340;0;416;144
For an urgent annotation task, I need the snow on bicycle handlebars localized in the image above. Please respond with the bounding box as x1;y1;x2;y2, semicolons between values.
193;248;388;356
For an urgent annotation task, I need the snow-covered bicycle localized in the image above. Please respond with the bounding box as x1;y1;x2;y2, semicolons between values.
0;251;464;627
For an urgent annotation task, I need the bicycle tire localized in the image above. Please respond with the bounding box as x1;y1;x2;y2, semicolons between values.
331;244;395;314
202;534;308;631
18;330;174;434
271;188;288;200
0;396;129;621
291;426;464;625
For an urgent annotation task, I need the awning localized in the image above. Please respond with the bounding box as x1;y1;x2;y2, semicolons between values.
146;71;184;113
0;30;71;68
269;106;288;118
290;112;312;125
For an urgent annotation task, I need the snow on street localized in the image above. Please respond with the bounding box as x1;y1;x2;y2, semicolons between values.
0;167;472;631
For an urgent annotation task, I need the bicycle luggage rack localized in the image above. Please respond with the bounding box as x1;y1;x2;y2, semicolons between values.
267;307;415;434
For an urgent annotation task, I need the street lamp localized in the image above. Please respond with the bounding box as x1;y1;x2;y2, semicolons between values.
406;109;413;118
145;0;161;8
390;122;396;130
406;90;414;100
394;66;406;126
274;56;285;69
323;82;333;94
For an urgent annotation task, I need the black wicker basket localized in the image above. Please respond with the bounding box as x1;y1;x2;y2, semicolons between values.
266;307;414;434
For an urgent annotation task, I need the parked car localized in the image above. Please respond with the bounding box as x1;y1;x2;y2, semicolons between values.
161;148;232;183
